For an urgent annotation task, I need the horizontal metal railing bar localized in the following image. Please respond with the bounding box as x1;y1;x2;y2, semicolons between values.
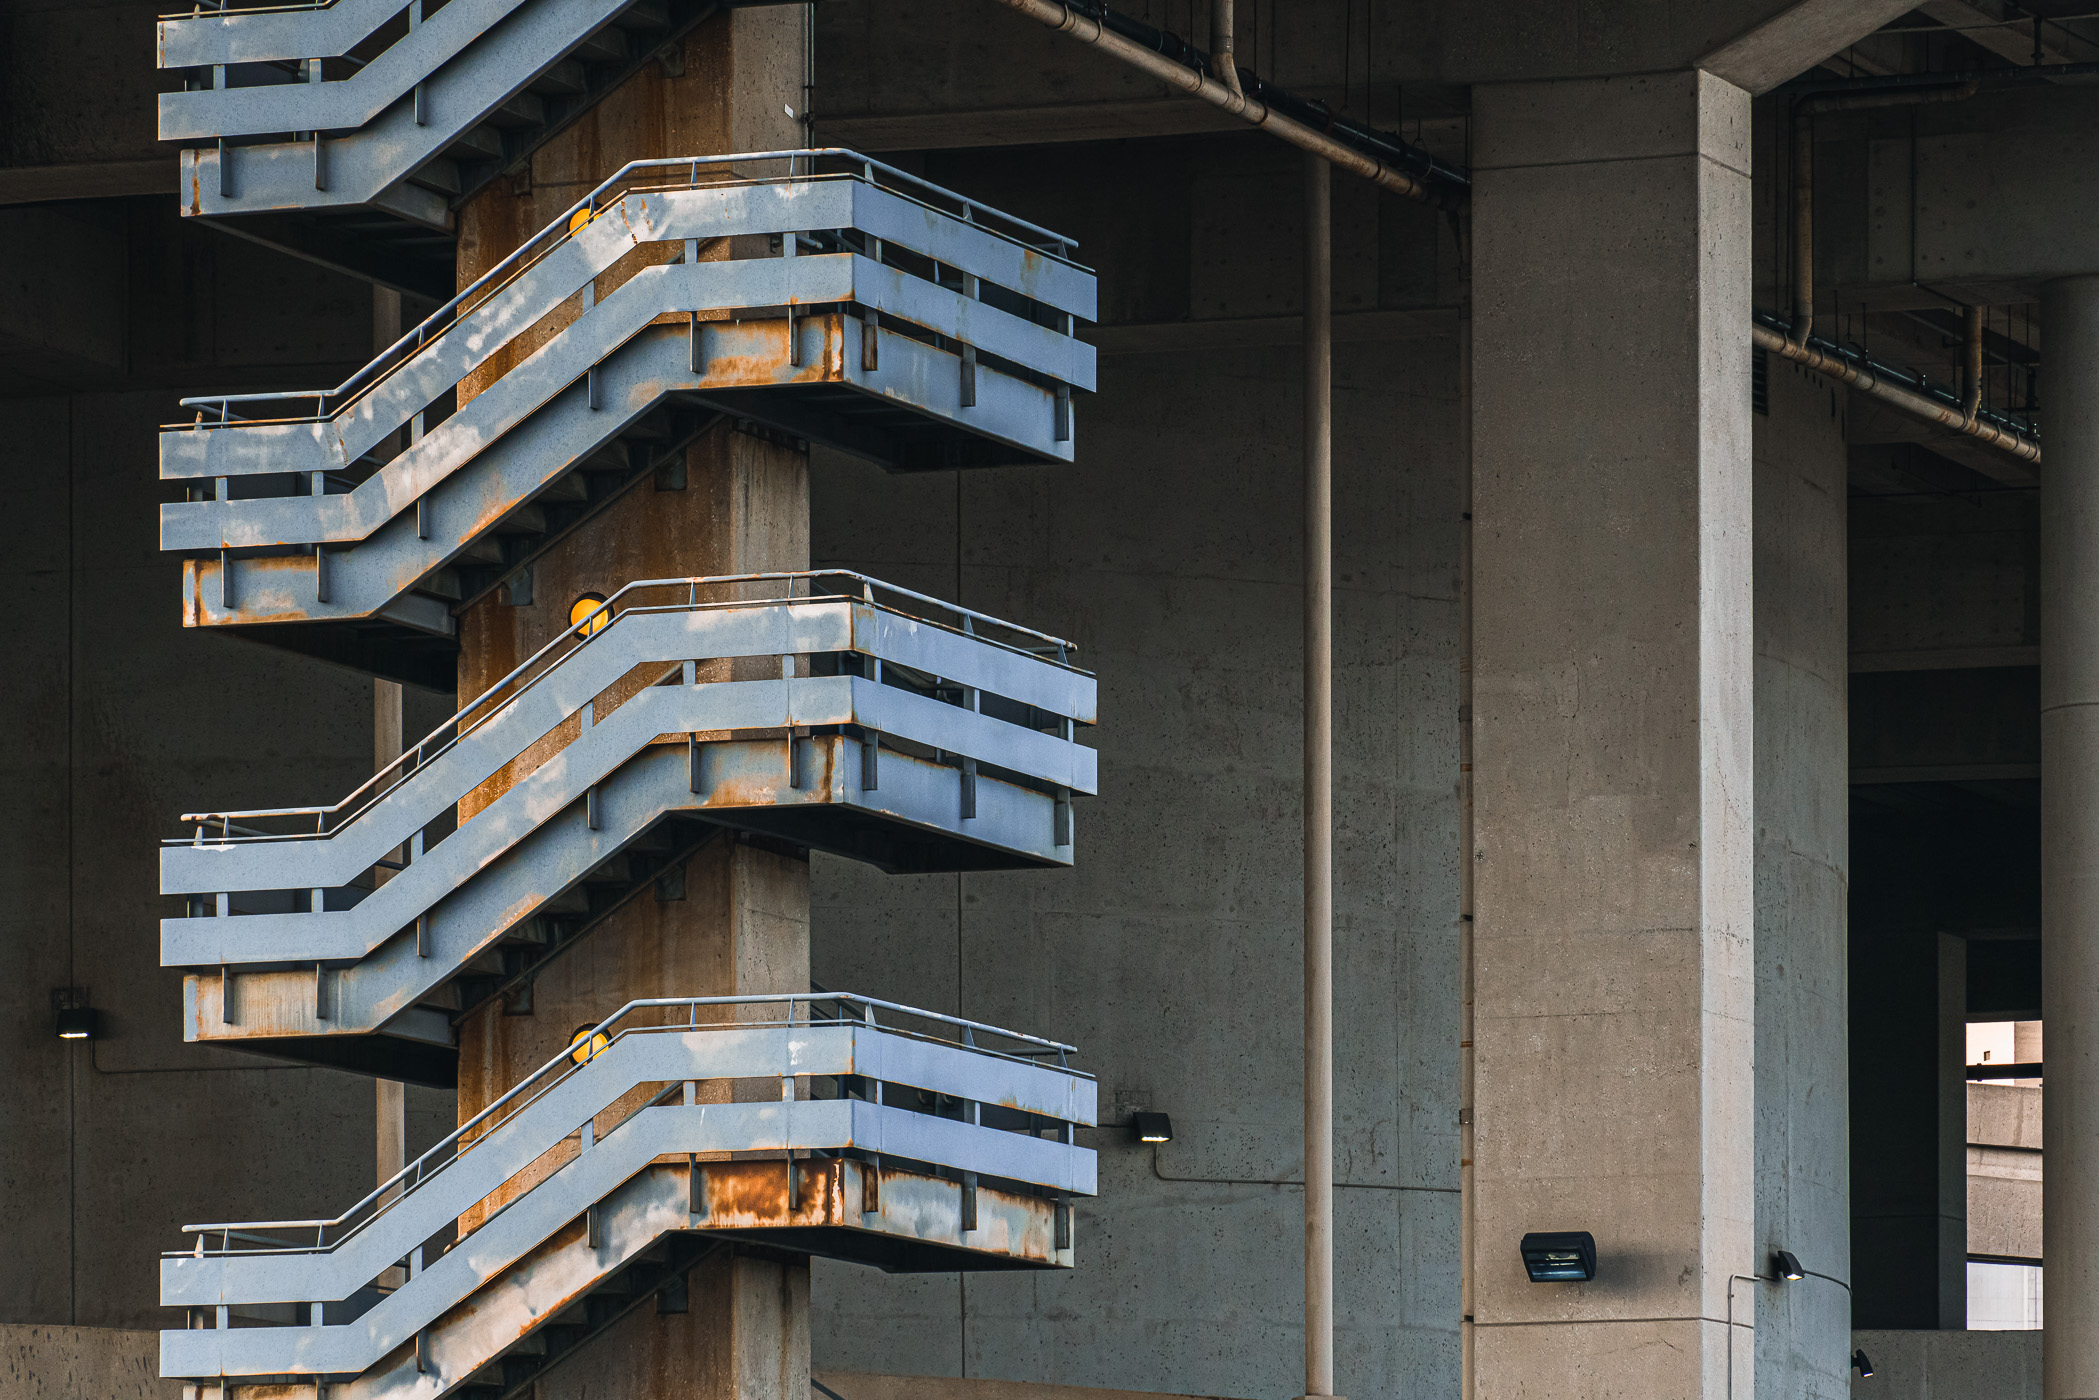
174;991;1085;1246
174;571;1084;834
172;151;1082;418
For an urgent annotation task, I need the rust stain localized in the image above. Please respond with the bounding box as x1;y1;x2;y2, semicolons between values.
691;1159;840;1228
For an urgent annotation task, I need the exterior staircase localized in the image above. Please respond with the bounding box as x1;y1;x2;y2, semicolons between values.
164;573;1096;1083
160;152;1095;688
165;994;1097;1398
156;0;801;294
156;6;1103;1372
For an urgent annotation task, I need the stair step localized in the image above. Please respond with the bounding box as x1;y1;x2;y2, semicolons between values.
539;472;590;503
527;58;588;95
583;856;632;885
544;890;590;916
458;537;507;566
492;90;546;127
614;0;671;29
442;124;505;162
580;443;634;473
572;26;629;64
406;157;461;196
494;504;549;535
617;415;671;441
415;568;464;601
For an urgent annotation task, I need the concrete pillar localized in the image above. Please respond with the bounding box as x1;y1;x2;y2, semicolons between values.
1847;929;1966;1329
449;12;811;1397
1470;70;1754;1399
2041;273;2099;1400
1751;347;1851;1396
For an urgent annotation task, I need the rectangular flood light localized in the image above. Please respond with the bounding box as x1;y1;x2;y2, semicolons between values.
55;1007;100;1041
1129;1112;1173;1144
1519;1230;1596;1283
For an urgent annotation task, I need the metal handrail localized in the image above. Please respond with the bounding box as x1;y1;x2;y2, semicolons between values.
173;569;1085;837
174;149;1084;423
173;991;1086;1253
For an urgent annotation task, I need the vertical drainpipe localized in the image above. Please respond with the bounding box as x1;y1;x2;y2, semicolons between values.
1456;209;1476;1400
1962;303;1985;426
1302;150;1335;1400
1210;0;1243;97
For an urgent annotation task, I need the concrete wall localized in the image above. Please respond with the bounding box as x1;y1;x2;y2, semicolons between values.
0;205;454;1334
803;137;1464;1398
1849;1328;2042;1399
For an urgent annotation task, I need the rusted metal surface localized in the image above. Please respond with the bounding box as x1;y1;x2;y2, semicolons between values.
163;161;1095;652
161;1001;1092;1388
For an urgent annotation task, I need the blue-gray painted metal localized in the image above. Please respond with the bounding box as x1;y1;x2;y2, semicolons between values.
160;1004;1094;1384
161;170;1096;633
165;584;1095;1043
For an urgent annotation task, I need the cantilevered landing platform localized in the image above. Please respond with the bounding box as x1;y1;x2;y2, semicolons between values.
158;154;1095;688
162;574;1094;1083
164;996;1096;1398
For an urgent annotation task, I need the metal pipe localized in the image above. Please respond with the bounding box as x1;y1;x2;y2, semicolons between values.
1963;303;1985;426
1209;0;1241;97
1753;322;2040;462
1790;107;1814;346
1302;150;1335;1400
1787;84;1977;353
1455;215;1476;1400
988;0;1449;207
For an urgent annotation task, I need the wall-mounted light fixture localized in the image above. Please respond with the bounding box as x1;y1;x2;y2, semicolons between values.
1852;1349;1875;1379
55;1006;100;1041
1128;1112;1173;1144
1773;1249;1805;1281
1519;1231;1596;1283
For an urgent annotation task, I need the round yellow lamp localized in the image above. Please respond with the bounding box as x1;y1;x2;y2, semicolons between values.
568;1023;609;1065
567;205;595;236
569;592;609;639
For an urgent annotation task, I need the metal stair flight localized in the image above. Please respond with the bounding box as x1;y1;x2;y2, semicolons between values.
160;152;1096;688
164;994;1098;1398
164;572;1096;1083
156;0;800;293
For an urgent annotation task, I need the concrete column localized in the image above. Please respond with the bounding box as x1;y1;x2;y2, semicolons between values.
2042;273;2099;1400
1470;70;1754;1399
1751;345;1850;1397
1848;929;1966;1329
449;12;811;1397
373;286;409;1196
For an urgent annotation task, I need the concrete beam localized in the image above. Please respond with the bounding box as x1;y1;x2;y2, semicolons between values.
1700;0;1921;94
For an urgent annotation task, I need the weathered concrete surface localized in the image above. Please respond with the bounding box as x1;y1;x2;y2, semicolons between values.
447;13;815;1396
1810;89;2099;303
0;1325;167;1400
1754;293;1853;1399
0;380;452;1331
1467;69;1754;1398
803;130;1462;1394
1967;1077;2042;1264
2041;274;2099;1400
813;1373;1250;1400
813;0;1896;151
1849;1328;2042;1399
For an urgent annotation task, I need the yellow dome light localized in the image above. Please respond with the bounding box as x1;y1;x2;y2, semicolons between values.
569;592;609;639
568;1023;609;1065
